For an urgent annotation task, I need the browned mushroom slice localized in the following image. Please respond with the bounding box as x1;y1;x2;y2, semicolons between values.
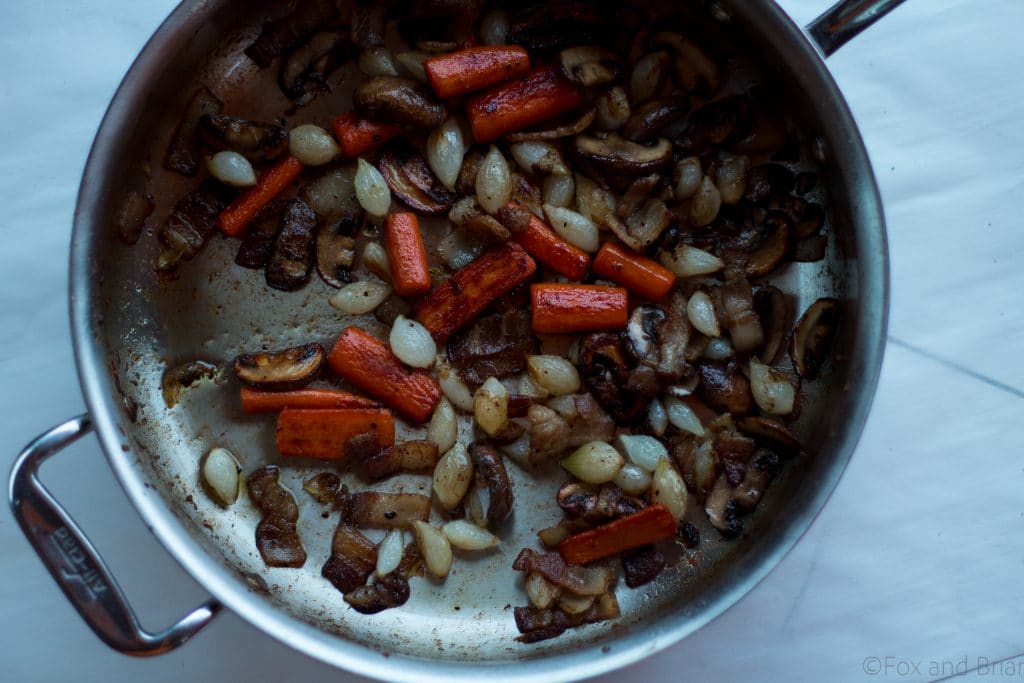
344;573;411;614
157;182;233;268
769;194;825;239
233;342;324;390
621;545;666;588
744;213;791;279
116;191;155;245
621;96;689;143
247;466;306;568
713;429;757;486
623;304;667;367
468;443;514;525
303;471;341;503
447;310;537;386
732;448;781;509
315;225;356;288
378;148;455;215
266;199;317;291
754;285;788;364
161;360;219;408
506;107;596;142
689;96;751;145
559;46;622;88
650;31;722;94
245;0;337;67
721;277;764;353
789;297;838;380
573;134;672;177
514;593;619;643
556;481;643;523
652;291;693;382
280;30;348;105
343;491;431;529
736;416;800;457
507;2;608;53
164;86;223;176
697;360;753;415
198;115;288;162
732;104;788;155
793;234;828;262
356;440;441;481
744;164;795;204
322;521;377;593
354;76;446;128
235;199;288;269
704;475;744;537
578;333;647;422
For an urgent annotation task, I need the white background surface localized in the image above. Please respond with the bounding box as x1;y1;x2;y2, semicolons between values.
2;1;1023;681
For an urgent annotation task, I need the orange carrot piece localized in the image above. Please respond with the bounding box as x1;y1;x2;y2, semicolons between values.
240;387;379;414
331;113;403;158
275;408;395;460
385;212;431;297
466;66;583;143
327;327;442;423
592;241;677;301
531;283;628;334
425;45;531;98
415;242;538;341
505;202;590;280
558;504;677;565
218;156;303;237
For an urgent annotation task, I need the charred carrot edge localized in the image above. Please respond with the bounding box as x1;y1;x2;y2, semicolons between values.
530;283;628;334
241;387;379;413
276;408;395;460
425;45;531;99
218;156;303;237
327;326;442;423
385;212;431;297
331;113;404;158
558;504;677;565
467;66;584;143
505;202;590;280
592;241;676;301
415;242;538;341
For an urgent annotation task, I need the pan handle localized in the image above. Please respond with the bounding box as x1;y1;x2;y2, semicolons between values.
807;0;907;56
8;415;220;656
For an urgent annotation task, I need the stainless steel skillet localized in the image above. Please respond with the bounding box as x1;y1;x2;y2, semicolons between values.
10;0;899;680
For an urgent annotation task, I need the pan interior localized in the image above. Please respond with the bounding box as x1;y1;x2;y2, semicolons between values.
76;0;884;671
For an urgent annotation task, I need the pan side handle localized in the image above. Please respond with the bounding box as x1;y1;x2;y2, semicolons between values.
807;0;908;57
8;415;220;656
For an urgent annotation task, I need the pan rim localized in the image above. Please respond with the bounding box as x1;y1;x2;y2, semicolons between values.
67;1;889;680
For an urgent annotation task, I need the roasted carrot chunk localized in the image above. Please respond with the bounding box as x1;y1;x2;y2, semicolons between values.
384;212;431;297
466;66;583;143
219;156;303;237
331;113;403;158
502;201;590;280
531;284;628;334
275;408;395;460
558;504;677;565
241;387;379;413
592;241;676;301
327;326;442;423
425;45;531;98
415;242;538;341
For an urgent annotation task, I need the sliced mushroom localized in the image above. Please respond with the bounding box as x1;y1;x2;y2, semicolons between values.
573;133;672;177
161;360;219;408
789;297;838;380
754;286;787;364
233;342;324;390
354;76;446;128
247;466;306;568
164;87;223;176
235;199;287;269
769;194;825;239
266;199;317;291
344;573;411;614
316;225;356;288
623;304;667;367
279;30;347;105
732;448;780;510
704;475;743;537
468;443;514;526
744;213;791;279
689;96;751;146
158;182;232;267
650;31;722;94
713;429;757;486
736;416;800;457
198;114;287;162
378;148;455;215
619;197;672;251
303;472;341;504
652;291;693;382
245;0;337;67
793;234;828;262
506;108;596;143
621;96;689;143
556;481;643;523
744;164;795;204
559;46;622;88
621;545;666;588
578;333;647;422
697;360;753;415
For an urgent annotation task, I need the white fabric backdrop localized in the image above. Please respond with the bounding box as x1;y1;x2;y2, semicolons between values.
1;1;1022;681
